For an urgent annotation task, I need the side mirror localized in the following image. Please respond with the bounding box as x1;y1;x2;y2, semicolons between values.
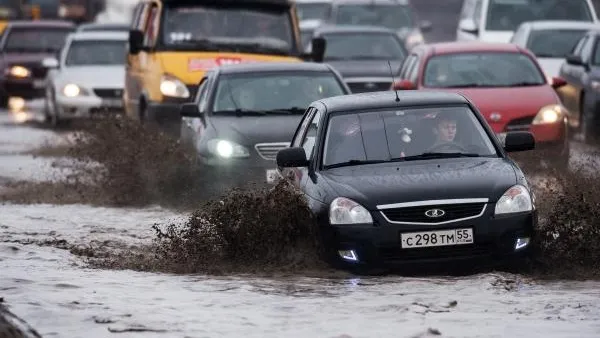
128;29;144;55
504;131;535;152
276;147;309;168
392;79;416;90
420;20;432;32
311;37;326;63
179;103;201;117
458;19;478;35
42;57;59;68
551;76;567;89
565;54;583;66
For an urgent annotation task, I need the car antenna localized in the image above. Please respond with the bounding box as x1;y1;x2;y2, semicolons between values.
387;60;400;102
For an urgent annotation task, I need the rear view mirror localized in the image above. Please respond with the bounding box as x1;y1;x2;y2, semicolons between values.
180;103;201;117
458;19;478;35
276;147;309;167
392;80;416;90
42;57;59;68
504;131;535;152
420;20;432;32
128;29;144;55
551;76;567;89
311;37;326;63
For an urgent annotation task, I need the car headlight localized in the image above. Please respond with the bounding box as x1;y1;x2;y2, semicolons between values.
8;65;30;78
494;185;532;215
160;74;190;98
329;197;373;225
206;139;249;158
62;84;89;97
532;104;566;125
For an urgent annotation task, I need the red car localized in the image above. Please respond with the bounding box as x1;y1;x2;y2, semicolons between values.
391;42;569;167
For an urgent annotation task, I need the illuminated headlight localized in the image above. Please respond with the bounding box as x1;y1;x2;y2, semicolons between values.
206;139;249;158
8;65;30;78
405;31;425;48
160;74;190;98
329;197;373;225
591;80;600;91
494;185;533;215
532;104;566;125
62;84;88;97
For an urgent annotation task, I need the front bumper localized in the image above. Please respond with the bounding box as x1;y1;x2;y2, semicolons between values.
322;204;536;268
1;77;46;99
55;95;124;118
197;155;281;192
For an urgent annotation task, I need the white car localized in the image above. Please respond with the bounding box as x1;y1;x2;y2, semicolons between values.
41;31;127;127
296;0;333;24
510;20;600;78
456;0;598;43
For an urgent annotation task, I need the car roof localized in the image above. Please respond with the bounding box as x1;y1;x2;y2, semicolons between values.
216;62;334;74
70;31;128;41
521;20;600;30
421;42;521;55
7;20;75;28
317;90;469;113
332;0;409;5
314;24;397;35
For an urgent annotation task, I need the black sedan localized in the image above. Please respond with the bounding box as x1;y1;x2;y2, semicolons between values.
309;25;408;93
179;62;351;197
276;90;537;271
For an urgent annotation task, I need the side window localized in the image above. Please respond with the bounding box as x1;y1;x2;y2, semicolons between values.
581;36;595;63
510;26;525;45
131;3;142;28
143;5;158;47
292;108;316;147
407;55;421;83
572;36;588;56
301;109;323;159
399;54;416;79
195;77;208;107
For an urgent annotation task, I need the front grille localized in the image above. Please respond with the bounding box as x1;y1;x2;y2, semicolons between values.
93;88;123;99
505;115;534;131
381;202;486;224
347;81;392;93
254;142;290;160
379;243;492;261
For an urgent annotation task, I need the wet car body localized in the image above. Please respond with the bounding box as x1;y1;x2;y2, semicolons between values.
310;25;407;93
179;62;351;197
276;90;537;271
392;42;570;167
0;20;74;108
75;22;129;32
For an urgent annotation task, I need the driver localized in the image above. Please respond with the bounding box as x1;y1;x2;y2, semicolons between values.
431;111;458;147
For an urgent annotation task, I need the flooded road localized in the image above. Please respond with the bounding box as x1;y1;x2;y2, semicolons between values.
1;110;600;338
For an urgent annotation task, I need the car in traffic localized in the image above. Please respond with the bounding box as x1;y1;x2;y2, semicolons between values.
275;90;537;271
178;62;350;198
556;29;600;143
456;0;598;43
308;25;408;93
76;22;129;32
41;30;127;127
0;20;75;111
295;0;332;24
510;20;600;78
391;42;570;168
125;0;325;136
325;0;431;50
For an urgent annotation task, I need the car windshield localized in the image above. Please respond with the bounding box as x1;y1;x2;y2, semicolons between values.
334;4;414;29
526;28;589;58
322;32;407;60
65;40;126;66
3;27;72;52
486;0;593;31
322;106;498;168
297;2;331;21
423;52;546;88
162;5;296;55
212;72;346;114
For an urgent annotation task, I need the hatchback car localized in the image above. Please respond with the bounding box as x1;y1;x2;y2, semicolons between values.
179;62;351;197
391;42;569;167
276;90;536;271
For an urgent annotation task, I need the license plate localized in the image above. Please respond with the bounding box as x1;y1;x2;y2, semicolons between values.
266;169;279;183
102;99;122;107
33;80;45;88
400;228;473;249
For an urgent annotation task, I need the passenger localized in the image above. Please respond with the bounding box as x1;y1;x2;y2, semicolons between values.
429;111;459;150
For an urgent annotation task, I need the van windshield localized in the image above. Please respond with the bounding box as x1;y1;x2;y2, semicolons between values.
161;5;297;55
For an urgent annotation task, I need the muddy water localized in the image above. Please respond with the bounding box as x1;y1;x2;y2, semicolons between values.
1;111;600;338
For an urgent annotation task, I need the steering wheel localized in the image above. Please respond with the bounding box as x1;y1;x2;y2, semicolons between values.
426;142;468;153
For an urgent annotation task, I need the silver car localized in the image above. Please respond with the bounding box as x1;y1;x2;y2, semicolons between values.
41;31;127;127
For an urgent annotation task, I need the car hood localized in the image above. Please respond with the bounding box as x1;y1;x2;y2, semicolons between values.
325;60;403;78
55;66;125;88
479;31;514;43
209;114;303;146
537;58;565;78
318;157;517;210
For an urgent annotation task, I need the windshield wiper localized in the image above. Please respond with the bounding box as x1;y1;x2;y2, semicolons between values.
264;107;305;114
172;38;223;51
506;81;544;87
212;109;267;116
394;152;481;161
325;159;386;169
439;83;496;88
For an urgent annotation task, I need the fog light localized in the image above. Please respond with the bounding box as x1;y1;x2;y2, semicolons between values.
515;237;530;250
338;250;358;262
8;97;25;112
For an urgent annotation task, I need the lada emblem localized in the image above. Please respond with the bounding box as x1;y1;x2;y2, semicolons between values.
490;112;502;122
425;208;445;218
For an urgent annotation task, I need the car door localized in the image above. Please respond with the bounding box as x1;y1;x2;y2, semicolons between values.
181;75;209;146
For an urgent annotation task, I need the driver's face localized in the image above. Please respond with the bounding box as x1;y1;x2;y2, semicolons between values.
436;120;457;142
